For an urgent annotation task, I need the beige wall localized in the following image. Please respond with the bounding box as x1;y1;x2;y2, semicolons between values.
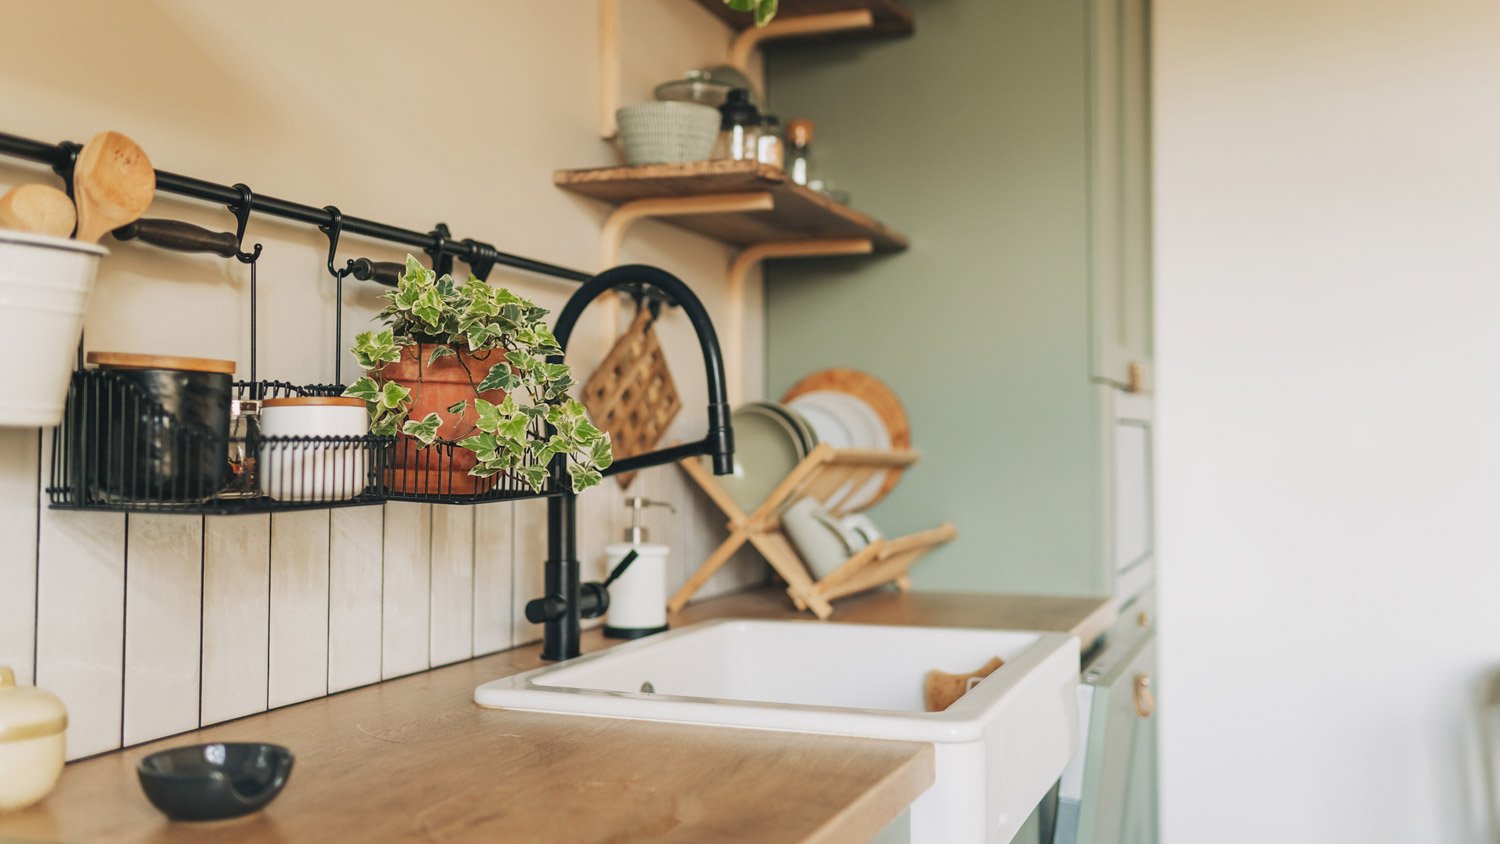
0;0;766;758
1155;1;1500;841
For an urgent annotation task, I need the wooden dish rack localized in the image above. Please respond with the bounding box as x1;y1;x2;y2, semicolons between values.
670;443;956;619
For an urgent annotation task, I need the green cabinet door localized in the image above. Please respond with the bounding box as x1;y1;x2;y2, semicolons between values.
1077;631;1159;844
1089;0;1154;390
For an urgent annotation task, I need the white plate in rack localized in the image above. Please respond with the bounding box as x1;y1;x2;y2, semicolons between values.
786;390;891;512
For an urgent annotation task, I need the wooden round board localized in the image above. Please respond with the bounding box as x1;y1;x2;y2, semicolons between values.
781;368;911;508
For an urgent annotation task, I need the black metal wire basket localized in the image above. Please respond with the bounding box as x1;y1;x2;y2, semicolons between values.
46;373;388;514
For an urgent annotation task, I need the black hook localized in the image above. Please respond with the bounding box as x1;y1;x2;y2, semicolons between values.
319;206;355;278
426;223;453;276
461;238;500;282
226;183;262;264
51;141;82;199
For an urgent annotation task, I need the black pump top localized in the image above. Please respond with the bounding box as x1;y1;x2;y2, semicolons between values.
719;89;760;130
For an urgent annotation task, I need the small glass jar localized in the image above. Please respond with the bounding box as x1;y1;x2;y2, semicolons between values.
713;89;762;162
757;115;784;169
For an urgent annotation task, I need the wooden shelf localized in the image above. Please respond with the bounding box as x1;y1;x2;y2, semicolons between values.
693;0;914;40
555;160;907;252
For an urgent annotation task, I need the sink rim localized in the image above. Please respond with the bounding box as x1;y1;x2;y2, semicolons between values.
476;618;1080;743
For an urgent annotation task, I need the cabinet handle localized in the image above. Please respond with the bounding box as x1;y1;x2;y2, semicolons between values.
1134;673;1155;718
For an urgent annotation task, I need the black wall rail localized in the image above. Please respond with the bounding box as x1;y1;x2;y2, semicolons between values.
0;130;593;285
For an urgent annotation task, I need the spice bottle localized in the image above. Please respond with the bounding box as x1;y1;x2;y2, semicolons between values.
713;89;761;162
757;115;784;169
786;118;814;186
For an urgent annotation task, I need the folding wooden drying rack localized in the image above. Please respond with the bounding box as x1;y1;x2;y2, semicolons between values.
670;443;956;618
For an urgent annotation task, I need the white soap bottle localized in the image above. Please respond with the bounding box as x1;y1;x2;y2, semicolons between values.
603;497;675;640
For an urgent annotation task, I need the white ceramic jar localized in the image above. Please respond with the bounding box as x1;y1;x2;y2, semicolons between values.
257;397;369;501
0;230;106;427
0;666;67;812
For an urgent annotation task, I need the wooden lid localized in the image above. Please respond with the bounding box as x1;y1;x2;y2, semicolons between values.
86;351;236;375
261;396;366;408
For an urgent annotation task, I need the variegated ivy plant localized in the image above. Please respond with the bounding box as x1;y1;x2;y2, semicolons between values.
343;256;612;493
725;0;778;26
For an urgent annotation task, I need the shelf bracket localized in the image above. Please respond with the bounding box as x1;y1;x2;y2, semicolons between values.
725;238;872;400
728;9;876;74
600;191;774;269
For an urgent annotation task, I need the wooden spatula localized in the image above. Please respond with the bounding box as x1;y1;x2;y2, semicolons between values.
0;184;77;238
72;131;155;243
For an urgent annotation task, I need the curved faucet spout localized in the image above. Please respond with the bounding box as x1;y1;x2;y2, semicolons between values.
537;264;736;662
552;264;734;476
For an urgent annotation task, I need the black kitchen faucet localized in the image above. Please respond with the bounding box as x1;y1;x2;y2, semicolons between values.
525;264;734;660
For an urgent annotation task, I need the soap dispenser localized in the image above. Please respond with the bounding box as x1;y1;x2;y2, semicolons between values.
604;497;675;639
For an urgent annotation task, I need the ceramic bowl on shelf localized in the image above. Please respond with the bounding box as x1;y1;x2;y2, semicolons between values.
616;102;721;165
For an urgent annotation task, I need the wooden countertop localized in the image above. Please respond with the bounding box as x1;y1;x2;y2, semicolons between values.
0;587;1111;844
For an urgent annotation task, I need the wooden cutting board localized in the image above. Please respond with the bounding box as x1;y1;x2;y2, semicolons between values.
582;307;682;488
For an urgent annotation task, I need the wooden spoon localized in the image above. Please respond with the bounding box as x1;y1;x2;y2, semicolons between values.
0;184;77;238
72;131;155;243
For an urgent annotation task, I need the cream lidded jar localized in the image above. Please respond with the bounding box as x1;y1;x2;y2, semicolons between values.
0;666;67;812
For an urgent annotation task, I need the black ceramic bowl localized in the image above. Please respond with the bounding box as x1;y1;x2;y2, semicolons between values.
137;742;294;821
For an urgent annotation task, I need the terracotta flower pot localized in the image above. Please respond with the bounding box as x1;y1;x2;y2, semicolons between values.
376;343;507;495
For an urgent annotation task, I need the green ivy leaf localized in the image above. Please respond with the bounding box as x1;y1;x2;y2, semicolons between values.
428;345;455;366
379;381;411;410
476;363;522;394
590;433;614;470
473;397;503;433
343;376;380;403
402;412;443;446
446;399;467;415
468;462;503;479
520;464;550;492
352;329;402;369
753;0;778;26
568;463;603;493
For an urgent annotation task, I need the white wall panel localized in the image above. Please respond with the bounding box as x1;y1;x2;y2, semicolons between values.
0;429;39;685
328;506;383;692
36;505;125;759
122;515;201;745
381;502;431;678
201;515;270;724
268;511;330;707
429;505;474;667
472;503;513;656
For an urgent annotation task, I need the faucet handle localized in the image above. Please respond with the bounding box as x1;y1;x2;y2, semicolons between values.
626;497;676;514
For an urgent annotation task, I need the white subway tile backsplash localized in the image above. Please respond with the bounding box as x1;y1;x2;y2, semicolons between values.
328;506;383;693
429;506;475;667
201;515;270;725
123;514;202;746
36;504;125;759
0;429;38;685
472;503;514;656
381;502;431;678
268;511;331;708
512;498;549;648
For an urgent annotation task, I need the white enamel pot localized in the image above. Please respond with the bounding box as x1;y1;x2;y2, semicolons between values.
258;397;369;501
0;230;106;427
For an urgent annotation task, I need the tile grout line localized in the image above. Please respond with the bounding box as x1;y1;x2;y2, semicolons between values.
265;515;273;712
198;516;206;728
31;429;41;685
120;513;130;749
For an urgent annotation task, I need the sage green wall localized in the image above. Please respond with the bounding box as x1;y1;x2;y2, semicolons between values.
765;0;1107;595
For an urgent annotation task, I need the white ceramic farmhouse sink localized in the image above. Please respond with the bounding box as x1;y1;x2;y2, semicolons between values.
475;619;1079;843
